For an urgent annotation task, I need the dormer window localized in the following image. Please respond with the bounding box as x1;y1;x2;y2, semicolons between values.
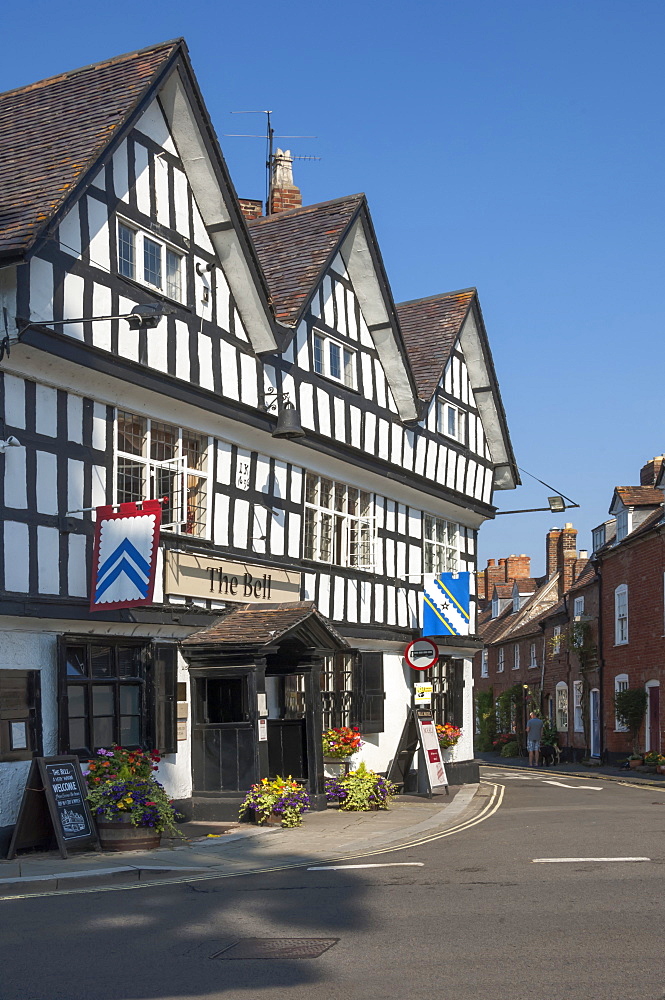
313;332;356;388
592;524;606;552
438;401;466;443
616;508;631;541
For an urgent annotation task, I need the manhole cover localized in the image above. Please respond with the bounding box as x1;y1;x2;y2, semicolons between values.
211;938;339;960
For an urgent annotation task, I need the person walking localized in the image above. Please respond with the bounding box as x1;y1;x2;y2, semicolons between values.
526;712;544;767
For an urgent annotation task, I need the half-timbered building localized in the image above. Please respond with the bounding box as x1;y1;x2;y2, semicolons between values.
0;39;517;840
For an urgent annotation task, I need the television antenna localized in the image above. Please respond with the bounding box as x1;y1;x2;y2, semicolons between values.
226;111;320;213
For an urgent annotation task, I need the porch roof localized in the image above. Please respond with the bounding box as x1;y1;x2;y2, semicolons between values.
181;601;349;650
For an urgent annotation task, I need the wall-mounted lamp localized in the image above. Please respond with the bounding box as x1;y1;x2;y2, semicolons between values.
0;436;21;454
262;387;305;440
12;303;175;354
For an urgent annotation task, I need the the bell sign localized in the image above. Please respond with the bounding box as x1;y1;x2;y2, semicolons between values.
404;638;439;672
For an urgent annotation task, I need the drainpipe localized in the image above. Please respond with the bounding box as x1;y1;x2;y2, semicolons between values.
592;553;604;761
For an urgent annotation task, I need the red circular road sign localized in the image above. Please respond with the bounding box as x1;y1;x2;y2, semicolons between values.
404;638;439;671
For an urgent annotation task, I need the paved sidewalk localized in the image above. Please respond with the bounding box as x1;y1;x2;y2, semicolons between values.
476;753;665;787
0;784;482;898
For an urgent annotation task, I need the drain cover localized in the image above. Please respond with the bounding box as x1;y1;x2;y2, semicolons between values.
211;938;339;960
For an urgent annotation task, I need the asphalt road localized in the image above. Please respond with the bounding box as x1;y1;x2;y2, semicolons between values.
2;768;664;1000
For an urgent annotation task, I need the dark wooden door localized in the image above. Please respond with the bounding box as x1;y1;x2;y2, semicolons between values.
266;672;308;779
648;685;660;752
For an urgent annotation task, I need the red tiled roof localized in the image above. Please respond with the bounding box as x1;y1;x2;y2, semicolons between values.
614;487;664;507
182;601;348;648
247;195;363;325
514;578;538;593
396;290;475;401
0;40;180;259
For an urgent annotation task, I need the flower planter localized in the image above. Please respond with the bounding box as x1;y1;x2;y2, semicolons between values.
629;759;643;769
657;765;665;775
97;817;161;852
323;756;355;778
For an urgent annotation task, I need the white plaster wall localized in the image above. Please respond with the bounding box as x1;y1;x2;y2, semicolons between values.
353;647;410;774
153;650;192;802
0;630;58;826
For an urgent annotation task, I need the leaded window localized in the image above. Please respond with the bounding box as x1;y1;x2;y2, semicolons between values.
303;474;374;568
320;653;355;731
116;410;210;536
423;514;458;573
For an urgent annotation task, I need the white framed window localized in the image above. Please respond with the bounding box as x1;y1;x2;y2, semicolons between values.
497;648;505;673
117;220;184;302
573;680;584;732
438;400;466;443
552;625;561;655
423;514;458;573
312;332;356;388
615;584;628;644
592;525;606;553
614;673;629;730
574;596;585;617
116;410;209;536
303;474;373;568
481;649;488;678
513;645;520;670
616;509;630;542
529;642;537;668
556;682;569;732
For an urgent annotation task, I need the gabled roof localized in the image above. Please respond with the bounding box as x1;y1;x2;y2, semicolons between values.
491;583;514;599
513;578;538;593
1;41;277;352
610;486;664;511
0;41;179;260
182;601;348;649
396;290;475;401
248;195;364;325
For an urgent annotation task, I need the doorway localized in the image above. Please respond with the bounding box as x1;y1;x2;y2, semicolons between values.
589;688;600;758
265;672;308;779
646;682;660;752
191;674;255;792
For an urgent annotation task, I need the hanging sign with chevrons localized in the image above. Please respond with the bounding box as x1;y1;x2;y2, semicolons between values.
90;501;162;611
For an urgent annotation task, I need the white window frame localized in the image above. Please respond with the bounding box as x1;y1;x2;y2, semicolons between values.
573;680;584;732
616;509;630;542
615;584;628;644
481;649;488;678
115;410;210;537
303;473;374;569
497;648;505;673
614;673;629;731
552;625;561;655
423;514;459;574
573;596;585;618
529;642;537;668
592;525;605;552
117;218;184;303
556;682;569;732
513;645;520;670
312;331;356;389
438;400;466;443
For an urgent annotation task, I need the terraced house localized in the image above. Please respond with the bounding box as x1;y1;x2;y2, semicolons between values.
0;39;517;843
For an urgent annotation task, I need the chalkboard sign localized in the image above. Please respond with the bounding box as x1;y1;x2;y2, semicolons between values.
6;756;100;859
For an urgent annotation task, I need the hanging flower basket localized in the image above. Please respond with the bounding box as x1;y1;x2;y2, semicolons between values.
322;727;364;760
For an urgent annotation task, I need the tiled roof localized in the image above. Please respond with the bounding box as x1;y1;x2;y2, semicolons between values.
491;584;514;598
182;601;348;648
0;40;179;260
247;195;363;325
396;290;475;401
614;487;664;507
514;578;538;593
568;560;596;592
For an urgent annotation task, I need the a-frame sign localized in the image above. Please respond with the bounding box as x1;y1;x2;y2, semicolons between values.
7;756;100;859
386;708;449;797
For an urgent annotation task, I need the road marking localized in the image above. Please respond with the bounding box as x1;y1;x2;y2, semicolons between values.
543;780;602;790
532;856;650;863
307;863;424;871
0;783;505;903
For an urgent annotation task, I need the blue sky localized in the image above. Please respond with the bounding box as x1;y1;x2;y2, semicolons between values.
3;1;663;575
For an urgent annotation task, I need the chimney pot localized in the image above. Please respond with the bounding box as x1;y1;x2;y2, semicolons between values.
269;149;302;215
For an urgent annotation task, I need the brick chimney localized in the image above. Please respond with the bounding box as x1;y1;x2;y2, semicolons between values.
239;198;263;222
546;528;562;578
640;456;665;485
505;554;531;580
269;149;302;214
559;522;578;595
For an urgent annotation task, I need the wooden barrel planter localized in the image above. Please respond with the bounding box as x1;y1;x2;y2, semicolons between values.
96;817;161;852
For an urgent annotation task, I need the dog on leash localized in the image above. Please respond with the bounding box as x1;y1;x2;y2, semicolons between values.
539;743;560;767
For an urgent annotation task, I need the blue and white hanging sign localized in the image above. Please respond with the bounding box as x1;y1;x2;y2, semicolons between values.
422;572;471;637
90;501;162;611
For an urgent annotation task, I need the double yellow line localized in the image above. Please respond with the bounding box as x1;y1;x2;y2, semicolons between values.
0;782;505;903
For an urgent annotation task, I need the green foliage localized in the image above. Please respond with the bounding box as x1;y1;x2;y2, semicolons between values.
326;762;397;811
239;776;310;828
614;688;648;752
541;718;559;747
497;684;524;735
475;687;496;752
500;740;520;757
